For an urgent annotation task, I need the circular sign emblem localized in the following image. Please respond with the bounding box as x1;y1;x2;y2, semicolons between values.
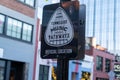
45;7;74;47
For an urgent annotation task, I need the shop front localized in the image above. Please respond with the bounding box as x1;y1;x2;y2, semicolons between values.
0;59;28;80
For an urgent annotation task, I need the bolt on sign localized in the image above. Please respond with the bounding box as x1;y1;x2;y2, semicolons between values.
41;1;85;59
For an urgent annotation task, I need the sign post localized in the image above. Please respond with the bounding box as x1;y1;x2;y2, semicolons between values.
57;58;69;80
41;0;86;80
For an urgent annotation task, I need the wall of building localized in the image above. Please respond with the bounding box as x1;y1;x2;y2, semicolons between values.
93;49;115;80
0;0;34;18
35;42;52;80
0;0;37;80
85;37;116;80
86;43;114;79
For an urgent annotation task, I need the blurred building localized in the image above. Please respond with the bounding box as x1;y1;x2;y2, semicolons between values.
69;55;93;80
0;0;38;80
80;0;120;54
86;37;115;80
50;55;93;80
45;37;116;80
35;42;53;80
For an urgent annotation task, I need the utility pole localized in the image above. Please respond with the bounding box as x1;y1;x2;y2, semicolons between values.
57;0;79;80
57;58;69;80
57;0;70;80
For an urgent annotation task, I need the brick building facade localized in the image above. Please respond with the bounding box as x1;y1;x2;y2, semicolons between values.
86;37;115;80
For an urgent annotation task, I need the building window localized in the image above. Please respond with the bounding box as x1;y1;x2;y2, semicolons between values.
96;56;103;71
22;23;32;42
0;13;33;43
0;60;6;80
0;14;5;34
105;58;111;72
18;0;35;7
39;65;49;80
7;18;22;39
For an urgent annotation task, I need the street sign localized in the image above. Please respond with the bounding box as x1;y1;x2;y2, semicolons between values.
45;7;74;47
41;1;85;59
114;63;120;79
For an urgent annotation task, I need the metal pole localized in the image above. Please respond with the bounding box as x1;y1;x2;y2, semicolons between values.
57;58;69;80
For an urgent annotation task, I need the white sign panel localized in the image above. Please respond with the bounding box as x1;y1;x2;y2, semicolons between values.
41;1;82;59
45;7;74;47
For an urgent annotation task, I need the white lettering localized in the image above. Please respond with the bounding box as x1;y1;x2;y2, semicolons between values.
45;49;72;54
58;49;72;54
